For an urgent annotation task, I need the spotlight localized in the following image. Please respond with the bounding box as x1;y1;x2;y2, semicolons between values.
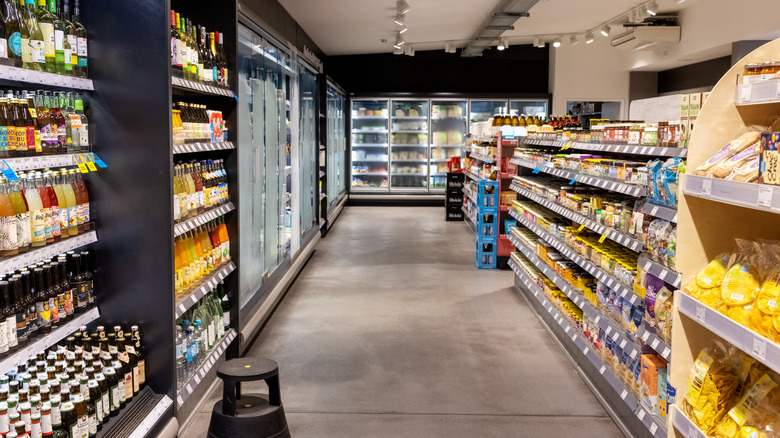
646;1;658;15
394;13;405;26
397;0;410;14
600;24;611;37
585;32;594;44
394;33;405;48
393;46;403;55
569;35;579;46
552;37;561;48
497;39;507;51
533;37;543;48
405;45;415;56
399;26;407;34
444;42;456;53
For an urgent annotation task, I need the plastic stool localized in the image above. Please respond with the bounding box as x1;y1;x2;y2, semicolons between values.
207;358;290;438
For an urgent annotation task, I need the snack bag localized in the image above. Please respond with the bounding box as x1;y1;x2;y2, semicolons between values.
697;253;733;289
696;131;762;176
749;265;780;340
655;287;674;343
712;373;780;438
683;342;747;434
722;240;772;326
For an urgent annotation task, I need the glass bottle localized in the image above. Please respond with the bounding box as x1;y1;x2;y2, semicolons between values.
169;10;180;73
1;281;16;352
35;0;54;73
4;0;22;63
218;32;227;87
32;268;50;335
61;0;74;76
79;251;92;307
49;0;63;74
9;278;26;348
0;178;18;257
71;0;85;78
0;97;10;158
56;257;72;319
67;253;86;313
9;177;28;253
185;19;198;81
22;0;44;70
130;326;144;390
44;265;58;326
73;93;87;151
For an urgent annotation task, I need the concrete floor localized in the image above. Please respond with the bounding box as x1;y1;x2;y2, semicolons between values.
180;206;624;437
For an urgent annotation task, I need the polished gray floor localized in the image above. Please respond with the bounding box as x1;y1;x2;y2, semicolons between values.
180;206;623;437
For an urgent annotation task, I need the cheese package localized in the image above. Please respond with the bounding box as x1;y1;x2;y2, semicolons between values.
696;131;762;176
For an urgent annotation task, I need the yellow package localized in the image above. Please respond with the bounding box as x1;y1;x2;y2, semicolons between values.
722;263;761;307
712;373;780;438
748;267;780;339
697;253;732;289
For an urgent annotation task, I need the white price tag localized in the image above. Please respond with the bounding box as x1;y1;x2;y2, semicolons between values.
637;408;646;420
753;335;767;360
758;185;774;208
651;338;660;349
564;325;570;333
185;383;192;394
650;206;658;216
702;177;713;196
649;422;658;435
741;84;752;102
630;349;638;359
641;330;650;342
688;424;698;438
583;347;589;355
695;303;706;323
619;339;627;349
662;346;671;359
605;326;612;335
599;365;606;374
620;389;628;399
594;316;601;325
193;374;201;384
660;269;669;280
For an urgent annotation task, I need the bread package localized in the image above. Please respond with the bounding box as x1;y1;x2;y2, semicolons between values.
710;141;761;178
696;131;761;176
725;157;760;183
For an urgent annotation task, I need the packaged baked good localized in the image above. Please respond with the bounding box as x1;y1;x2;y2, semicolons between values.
726;157;760;183
696;131;762;176
710;141;762;179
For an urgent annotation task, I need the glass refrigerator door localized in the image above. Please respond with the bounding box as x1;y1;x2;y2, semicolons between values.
390;99;429;191
351;99;389;191
429;100;467;191
510;100;548;119
327;87;347;207
470;99;508;128
298;64;318;237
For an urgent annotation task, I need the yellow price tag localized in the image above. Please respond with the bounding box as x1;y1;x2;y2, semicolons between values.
81;154;98;172
598;234;607;243
577;224;586;232
73;154;89;173
561;144;571;150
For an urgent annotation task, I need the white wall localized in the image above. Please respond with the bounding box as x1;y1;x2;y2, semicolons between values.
549;37;629;117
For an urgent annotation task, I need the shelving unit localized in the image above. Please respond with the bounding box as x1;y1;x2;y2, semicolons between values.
522;138;688;158
670;39;780;438
173;202;236;237
0;64;94;89
175;262;237;319
508;250;666;438
639;255;682;289
173;141;235;155
510;157;646;198
171;76;234;97
0;231;97;273
176;329;238;407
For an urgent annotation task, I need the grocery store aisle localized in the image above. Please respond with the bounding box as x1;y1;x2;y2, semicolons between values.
181;207;623;437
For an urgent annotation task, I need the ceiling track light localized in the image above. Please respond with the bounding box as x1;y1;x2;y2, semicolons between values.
399;26;408;34
585;32;594;44
533;37;543;48
444;42;454;53
405;45;415;56
394;13;405;26
394;33;404;49
552;37;561;48
569;35;579;46
397;0;410;14
600;24;611;37
646;1;658;16
497;38;507;51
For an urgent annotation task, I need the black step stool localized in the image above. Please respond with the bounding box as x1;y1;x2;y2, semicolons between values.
207;357;290;438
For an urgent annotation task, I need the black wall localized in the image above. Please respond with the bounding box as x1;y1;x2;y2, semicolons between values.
657;56;731;94
326;45;549;95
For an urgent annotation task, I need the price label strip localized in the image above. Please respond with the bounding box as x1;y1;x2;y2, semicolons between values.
73;154;89;173
89;153;107;168
0;161;18;181
81;154;98;172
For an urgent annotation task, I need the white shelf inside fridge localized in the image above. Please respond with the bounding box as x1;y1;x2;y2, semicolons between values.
0;230;97;274
678;292;780;375
0;307;100;376
683;175;780;214
176;329;237;408
352;129;388;134
510;157;646;198
352;143;389;147
509;183;645;252
174;262;236;319
171;76;233;97
174;202;235;237
173;142;235;155
0;65;94;90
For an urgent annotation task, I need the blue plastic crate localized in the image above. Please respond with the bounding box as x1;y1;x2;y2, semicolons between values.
477;207;498;225
476;236;497;269
476;180;499;208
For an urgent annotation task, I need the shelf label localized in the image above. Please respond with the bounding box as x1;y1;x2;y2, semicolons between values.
599;365;606;374
702;177;713;196
740;84;752;102
661;346;671;359
73;154;89;173
758;185;774;208
81;154;98;172
598;234;607;243
0;161;18;181
695;303;706;323
89;153;107;168
583;347;589;355
620;389;628;400
688;424;699;438
649;422;658;435
637;408;646;420
753;335;767;360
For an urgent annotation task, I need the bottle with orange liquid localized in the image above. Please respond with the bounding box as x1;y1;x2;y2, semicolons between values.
0;177;19;257
8;177;30;252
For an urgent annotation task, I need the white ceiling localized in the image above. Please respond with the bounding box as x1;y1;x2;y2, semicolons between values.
279;0;699;56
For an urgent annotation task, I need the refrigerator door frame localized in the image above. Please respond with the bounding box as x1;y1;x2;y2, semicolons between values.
429;98;469;192
389;97;431;193
350;98;391;192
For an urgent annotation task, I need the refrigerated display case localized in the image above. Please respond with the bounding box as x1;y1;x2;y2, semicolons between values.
351;99;390;190
390;99;429;190
430;100;467;191
326;84;347;207
298;62;319;243
470;100;509;125
510;100;548;118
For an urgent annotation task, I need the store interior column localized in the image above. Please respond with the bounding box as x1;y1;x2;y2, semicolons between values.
183;207;624;437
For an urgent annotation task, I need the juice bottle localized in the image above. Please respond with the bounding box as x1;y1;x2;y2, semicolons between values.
23;174;46;247
199;162;211;209
183;164;196;219
174;235;185;296
184;231;198;286
71;170;89;233
176;165;188;223
34;92;53;156
48;92;67;154
51;171;69;238
197;226;213;274
9;178;30;253
192;228;204;280
172;165;181;223
217;217;229;262
19;96;35;157
34;172;53;244
208;220;221;266
190;162;204;214
11;97;24;158
0;178;18;257
44;171;60;241
58;169;77;236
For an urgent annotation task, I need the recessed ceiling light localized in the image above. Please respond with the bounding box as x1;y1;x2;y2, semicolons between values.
646;1;658;16
600;25;611;37
570;35;579;46
585;32;594;44
552;37;561;48
397;0;410;14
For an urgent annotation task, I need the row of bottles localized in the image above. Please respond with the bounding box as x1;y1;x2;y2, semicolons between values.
175;285;229;389
0;169;90;257
173;217;230;297
173;160;229;223
172;102;220;144
0;324;145;437
169;10;228;88
0;89;89;158
1;0;88;77
0;250;94;356
490;114;582;129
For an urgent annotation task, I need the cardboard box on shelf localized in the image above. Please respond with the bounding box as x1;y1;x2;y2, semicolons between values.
687;93;701;149
640;354;667;411
680;94;690;148
759;132;780;185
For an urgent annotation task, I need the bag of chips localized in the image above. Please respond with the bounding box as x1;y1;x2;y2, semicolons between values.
712;373;780;438
723;240;775;327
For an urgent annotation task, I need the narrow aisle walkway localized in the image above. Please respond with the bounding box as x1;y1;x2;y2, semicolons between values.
188;207;624;437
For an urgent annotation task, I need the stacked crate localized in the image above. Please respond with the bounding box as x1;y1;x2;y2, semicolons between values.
445;172;465;221
475;180;499;269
